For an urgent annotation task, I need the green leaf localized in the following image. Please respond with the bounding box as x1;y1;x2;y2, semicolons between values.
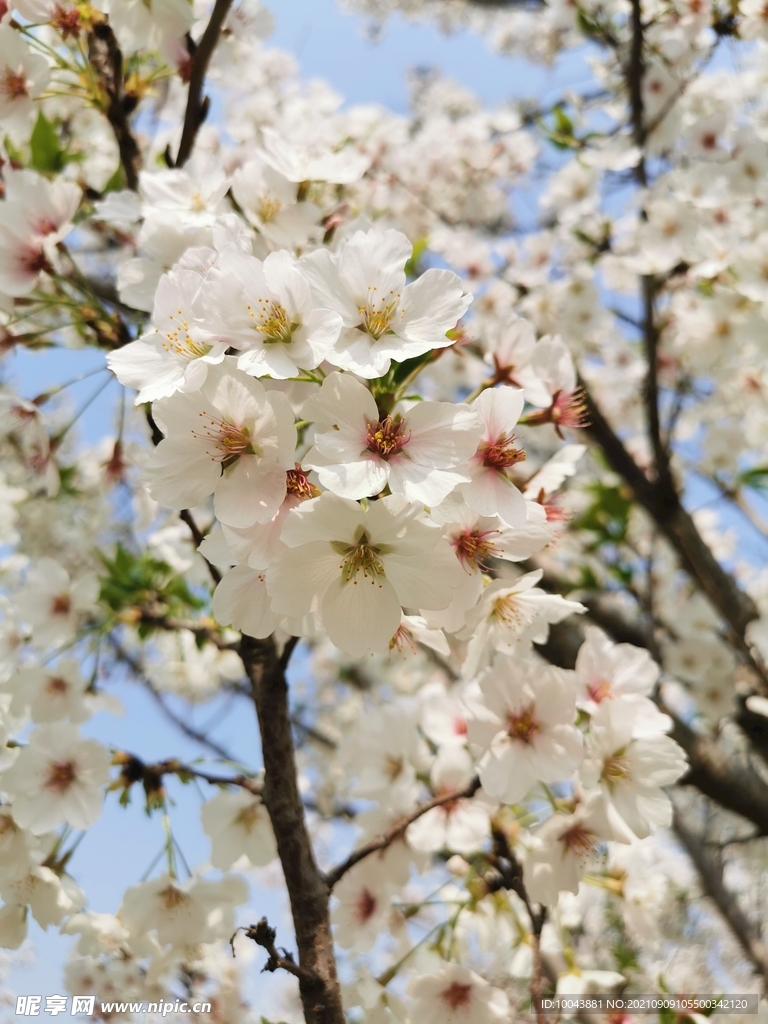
98;543;205;622
29;111;66;175
404;236;428;278
541;104;578;150
739;465;768;490
573;481;632;545
3;136;23;165
102;164;127;194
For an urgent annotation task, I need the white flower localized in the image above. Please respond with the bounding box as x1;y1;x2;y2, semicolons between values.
406;747;491;854
483;314;550;404
259;126;371;184
212;565;281;639
231;155;321;246
331;860;395;953
7;658;90;723
0;902;26;949
425;494;555;633
467;657;583;803
523;791;617;905
339;704;427;803
303;372;482;504
420;681;477;748
62;911;132;957
574;626;659;710
144;361;296;529
15;560;99;650
209;250;342;379
0;27;49;136
580;699;687;840
115;213;211;313
1;864;83;929
266;493;465;656
461;387;528;527
3;169;80;242
200;789;277;870
2;724;110;834
0;808;34;885
460;570;586;676
138;167;230;228
407;962;509;1024
118;874;248;948
526;336;588;435
301;229;471;378
556;968;625;1017
108;268;227;404
523;444;587;500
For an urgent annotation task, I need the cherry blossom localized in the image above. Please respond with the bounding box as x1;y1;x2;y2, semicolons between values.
302;371;483;504
200;789;277;870
461;386;528;527
265;492;465;655
407;962;509;1023
2;724;110;834
467;656;584;803
300;228;471;377
209;250;343;379
107;268;227;404
144;360;296;528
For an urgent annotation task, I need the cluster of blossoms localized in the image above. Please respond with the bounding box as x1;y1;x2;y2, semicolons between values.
0;0;766;1019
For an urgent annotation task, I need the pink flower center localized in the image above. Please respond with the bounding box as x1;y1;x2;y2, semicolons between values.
45;760;77;793
46;676;69;695
286;465;319;500
193;415;258;464
355;887;378;923
52;6;82;39
452;528;500;570
526;389;589;438
480;433;525;470
506;703;539;744
366;416;410;459
18;245;50;278
559;822;596;858
441;982;473;1010
587;678;612;703
0;68;28;100
389;624;416;653
50;594;72;617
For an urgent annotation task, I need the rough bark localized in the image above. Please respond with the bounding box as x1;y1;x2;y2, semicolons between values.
239;635;345;1024
87;23;141;191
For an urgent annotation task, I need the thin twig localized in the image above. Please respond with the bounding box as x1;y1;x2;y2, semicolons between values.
324;777;481;889
231;918;320;985
113;751;262;797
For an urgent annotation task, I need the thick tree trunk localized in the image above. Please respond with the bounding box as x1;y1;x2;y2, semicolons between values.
239;635;345;1024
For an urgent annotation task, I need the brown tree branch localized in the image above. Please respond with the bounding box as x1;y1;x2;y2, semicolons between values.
175;0;234;167
233;918;320;984
239;634;345;1024
667;712;768;835
488;827;549;1022
673;807;768;985
324;777;481;889
580;381;761;658
112;751;262;804
534;613;768;835
87;23;141;191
